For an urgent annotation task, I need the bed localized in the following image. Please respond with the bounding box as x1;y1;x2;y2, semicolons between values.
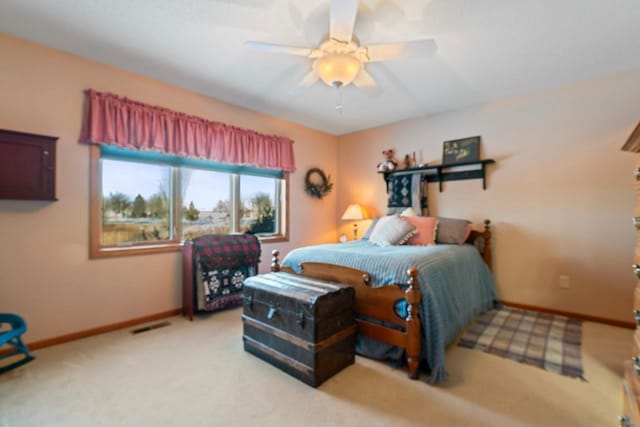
270;220;496;384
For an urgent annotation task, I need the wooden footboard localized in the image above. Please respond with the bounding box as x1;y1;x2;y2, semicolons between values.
271;250;422;379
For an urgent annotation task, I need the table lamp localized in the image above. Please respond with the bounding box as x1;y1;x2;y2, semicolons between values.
341;203;367;240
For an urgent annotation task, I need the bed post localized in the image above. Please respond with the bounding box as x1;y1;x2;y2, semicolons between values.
482;219;492;271
271;249;281;272
405;267;421;379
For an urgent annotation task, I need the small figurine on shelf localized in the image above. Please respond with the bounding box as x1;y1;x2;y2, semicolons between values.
403;154;412;169
376;149;398;172
402;151;417;169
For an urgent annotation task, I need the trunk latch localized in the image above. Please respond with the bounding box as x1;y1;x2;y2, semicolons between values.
267;305;278;319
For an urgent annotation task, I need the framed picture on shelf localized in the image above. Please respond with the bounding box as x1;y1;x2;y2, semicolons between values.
442;136;480;165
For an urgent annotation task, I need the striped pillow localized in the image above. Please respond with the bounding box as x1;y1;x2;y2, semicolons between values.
361;217;380;240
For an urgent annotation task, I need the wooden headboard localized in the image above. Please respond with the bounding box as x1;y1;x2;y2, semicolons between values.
466;219;492;271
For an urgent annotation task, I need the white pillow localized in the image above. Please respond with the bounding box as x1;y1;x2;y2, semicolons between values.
369;215;417;247
401;207;418;217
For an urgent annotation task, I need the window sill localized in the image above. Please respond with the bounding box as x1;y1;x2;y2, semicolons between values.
90;234;288;259
90;242;182;259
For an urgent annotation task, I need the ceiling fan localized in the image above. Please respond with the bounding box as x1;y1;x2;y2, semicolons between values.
244;0;436;111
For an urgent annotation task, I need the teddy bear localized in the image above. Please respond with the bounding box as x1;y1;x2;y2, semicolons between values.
376;149;398;172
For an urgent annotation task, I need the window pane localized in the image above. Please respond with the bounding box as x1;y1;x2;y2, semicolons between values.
240;175;277;234
182;168;231;239
101;159;172;244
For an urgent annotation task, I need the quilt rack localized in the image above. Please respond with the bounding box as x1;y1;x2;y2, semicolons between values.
380;159;496;192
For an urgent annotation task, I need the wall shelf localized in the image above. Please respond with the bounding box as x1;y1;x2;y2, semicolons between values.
380;159;496;192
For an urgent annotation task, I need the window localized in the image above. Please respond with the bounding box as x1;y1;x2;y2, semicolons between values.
239;175;279;235
101;159;173;244
181;168;232;239
90;145;288;258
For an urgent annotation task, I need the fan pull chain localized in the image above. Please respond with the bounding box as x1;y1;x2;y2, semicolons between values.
335;82;343;114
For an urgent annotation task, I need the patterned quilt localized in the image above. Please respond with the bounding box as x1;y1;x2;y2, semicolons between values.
192;233;261;312
386;173;428;215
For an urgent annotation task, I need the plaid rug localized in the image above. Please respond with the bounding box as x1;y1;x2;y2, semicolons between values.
457;306;585;380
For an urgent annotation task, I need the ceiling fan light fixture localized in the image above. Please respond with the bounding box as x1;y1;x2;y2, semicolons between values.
244;0;437;114
315;53;362;87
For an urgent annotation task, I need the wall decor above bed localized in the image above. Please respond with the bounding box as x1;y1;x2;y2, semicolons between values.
442;136;480;165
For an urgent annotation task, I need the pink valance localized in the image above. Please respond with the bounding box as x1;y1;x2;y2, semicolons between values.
79;89;296;172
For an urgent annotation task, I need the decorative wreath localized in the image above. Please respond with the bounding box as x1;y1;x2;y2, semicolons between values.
304;168;333;199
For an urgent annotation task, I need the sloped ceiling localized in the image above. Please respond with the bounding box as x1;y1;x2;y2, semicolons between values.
1;0;639;135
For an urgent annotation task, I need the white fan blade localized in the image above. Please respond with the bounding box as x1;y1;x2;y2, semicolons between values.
353;69;376;88
289;71;320;94
299;70;320;87
374;62;420;104
365;39;437;62
353;69;383;97
244;41;315;57
330;0;359;43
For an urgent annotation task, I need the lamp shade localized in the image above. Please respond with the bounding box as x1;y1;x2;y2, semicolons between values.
341;203;366;221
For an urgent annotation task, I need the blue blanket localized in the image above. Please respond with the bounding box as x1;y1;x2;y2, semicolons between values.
282;240;496;384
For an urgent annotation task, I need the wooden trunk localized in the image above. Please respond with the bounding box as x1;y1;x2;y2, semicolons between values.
242;272;356;387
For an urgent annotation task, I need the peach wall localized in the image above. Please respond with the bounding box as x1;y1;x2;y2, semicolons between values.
338;70;640;322
0;34;339;342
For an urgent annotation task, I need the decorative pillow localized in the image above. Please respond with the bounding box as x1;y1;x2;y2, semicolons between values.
436;217;472;244
402;216;438;246
361;217;380;240
369;215;416;247
400;207;418;217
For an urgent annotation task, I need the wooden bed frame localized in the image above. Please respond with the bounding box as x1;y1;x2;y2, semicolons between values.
270;219;493;380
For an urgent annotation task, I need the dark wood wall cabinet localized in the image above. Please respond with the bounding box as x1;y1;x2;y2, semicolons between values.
0;129;57;201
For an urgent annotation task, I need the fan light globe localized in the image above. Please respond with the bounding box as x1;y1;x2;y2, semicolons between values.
315;53;362;87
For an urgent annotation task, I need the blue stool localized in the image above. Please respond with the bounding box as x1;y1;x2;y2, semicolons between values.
0;313;35;374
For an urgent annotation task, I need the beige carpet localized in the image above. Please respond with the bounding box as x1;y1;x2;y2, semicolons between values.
0;308;631;427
